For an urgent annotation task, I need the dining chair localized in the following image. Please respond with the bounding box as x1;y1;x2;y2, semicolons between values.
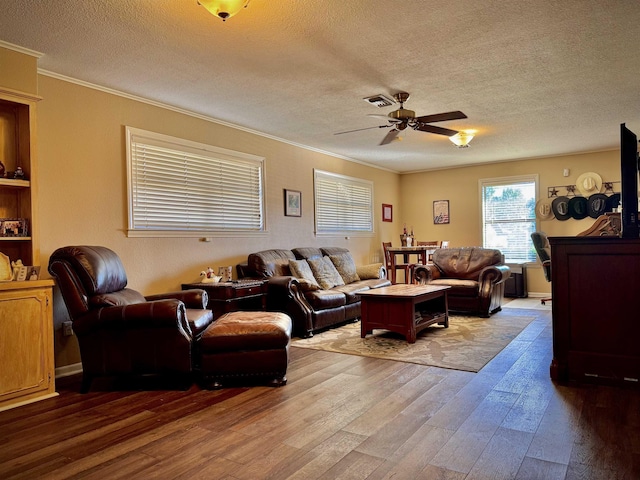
417;240;441;263
382;242;415;284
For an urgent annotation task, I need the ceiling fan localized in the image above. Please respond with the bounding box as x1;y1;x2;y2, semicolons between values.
335;92;467;145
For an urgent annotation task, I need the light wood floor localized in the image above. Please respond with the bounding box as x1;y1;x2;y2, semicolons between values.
1;306;638;479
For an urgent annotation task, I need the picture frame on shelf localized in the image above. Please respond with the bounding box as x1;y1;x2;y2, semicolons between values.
382;204;393;222
1;218;28;237
26;266;41;281
284;189;302;217
433;200;450;224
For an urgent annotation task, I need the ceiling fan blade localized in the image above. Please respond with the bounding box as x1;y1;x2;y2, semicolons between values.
380;129;400;145
414;124;459;136
367;114;403;123
334;124;391;135
414;111;467;124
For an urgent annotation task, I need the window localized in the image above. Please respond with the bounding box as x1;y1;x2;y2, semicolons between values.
314;169;374;235
126;127;265;237
480;175;538;262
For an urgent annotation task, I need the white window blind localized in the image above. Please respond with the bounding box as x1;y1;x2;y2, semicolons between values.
126;127;265;237
314;169;374;235
480;175;538;262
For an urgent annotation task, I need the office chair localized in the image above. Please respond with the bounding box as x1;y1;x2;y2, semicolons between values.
531;231;552;304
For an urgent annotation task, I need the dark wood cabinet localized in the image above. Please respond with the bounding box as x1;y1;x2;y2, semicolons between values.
549;236;640;386
182;280;267;319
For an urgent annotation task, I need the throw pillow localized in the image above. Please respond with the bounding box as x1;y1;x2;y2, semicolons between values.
307;256;345;290
357;263;383;280
288;259;320;291
329;253;360;284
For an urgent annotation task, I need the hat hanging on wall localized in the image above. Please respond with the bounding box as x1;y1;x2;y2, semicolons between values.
606;193;621;212
568;196;589;220
575;172;603;197
587;193;609;218
535;198;555;220
552;196;571;221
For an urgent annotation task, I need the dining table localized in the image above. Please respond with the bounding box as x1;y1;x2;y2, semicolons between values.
386;245;436;283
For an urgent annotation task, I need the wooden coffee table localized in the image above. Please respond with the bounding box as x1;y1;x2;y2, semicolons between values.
359;284;450;343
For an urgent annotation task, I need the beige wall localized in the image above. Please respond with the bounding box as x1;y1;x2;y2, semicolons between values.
399;150;620;293
34;74;401;367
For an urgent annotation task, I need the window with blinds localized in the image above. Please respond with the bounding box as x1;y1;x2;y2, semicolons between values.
126;127;265;237
314;169;374;235
480;175;538;262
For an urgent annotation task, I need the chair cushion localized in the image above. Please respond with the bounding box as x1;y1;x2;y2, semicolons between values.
329;253;360;284
302;289;347;309
89;288;146;308
307;256;345;290
430;278;479;297
186;308;214;337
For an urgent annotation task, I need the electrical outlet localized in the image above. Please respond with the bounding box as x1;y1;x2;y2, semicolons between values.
62;321;74;336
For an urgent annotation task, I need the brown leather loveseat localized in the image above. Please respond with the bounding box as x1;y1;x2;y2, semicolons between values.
238;247;390;337
414;247;510;317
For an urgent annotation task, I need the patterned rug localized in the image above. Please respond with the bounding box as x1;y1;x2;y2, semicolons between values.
292;312;536;372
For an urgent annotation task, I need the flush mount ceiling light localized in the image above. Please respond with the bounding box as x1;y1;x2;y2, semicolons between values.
198;0;250;21
449;130;476;148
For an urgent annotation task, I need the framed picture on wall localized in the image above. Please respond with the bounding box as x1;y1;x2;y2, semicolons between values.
284;189;302;217
382;204;393;222
433;200;450;224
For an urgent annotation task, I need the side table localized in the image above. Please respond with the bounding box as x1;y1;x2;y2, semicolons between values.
182;279;268;320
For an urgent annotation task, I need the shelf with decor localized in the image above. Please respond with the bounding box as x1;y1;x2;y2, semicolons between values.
0;87;41;267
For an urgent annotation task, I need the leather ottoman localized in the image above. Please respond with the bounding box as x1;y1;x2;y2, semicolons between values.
198;311;292;389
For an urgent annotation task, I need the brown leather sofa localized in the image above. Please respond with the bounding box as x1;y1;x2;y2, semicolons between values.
238;246;390;337
414;247;510;317
48;246;214;392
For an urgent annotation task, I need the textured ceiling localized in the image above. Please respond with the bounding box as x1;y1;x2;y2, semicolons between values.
1;0;639;173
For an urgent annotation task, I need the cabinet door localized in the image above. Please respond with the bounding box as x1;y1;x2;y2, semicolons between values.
0;286;55;408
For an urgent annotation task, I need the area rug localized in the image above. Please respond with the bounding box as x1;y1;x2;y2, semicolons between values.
292;313;536;372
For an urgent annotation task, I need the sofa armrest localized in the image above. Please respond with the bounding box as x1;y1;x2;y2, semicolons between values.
73;299;192;339
478;264;511;286
414;264;442;284
146;289;209;310
266;276;314;337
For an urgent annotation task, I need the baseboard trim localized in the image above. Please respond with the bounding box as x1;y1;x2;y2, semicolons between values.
55;363;83;379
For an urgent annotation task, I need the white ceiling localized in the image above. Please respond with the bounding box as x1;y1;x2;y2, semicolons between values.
1;0;639;173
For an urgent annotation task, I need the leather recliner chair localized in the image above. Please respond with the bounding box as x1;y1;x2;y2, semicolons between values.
48;245;214;392
414;247;511;317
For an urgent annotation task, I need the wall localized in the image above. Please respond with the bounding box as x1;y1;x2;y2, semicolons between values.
34;74;402;368
399;151;620;293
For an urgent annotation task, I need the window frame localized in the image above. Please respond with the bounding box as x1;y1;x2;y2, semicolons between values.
478;174;539;264
126;126;266;238
313;169;374;237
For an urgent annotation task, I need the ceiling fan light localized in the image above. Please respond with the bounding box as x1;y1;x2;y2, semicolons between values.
198;0;250;21
450;130;475;148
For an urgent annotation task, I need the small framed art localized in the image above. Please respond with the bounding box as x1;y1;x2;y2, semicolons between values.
433;200;450;224
382;204;393;222
284;189;302;217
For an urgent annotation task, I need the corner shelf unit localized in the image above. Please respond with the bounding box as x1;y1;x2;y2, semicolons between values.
0;87;41;266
